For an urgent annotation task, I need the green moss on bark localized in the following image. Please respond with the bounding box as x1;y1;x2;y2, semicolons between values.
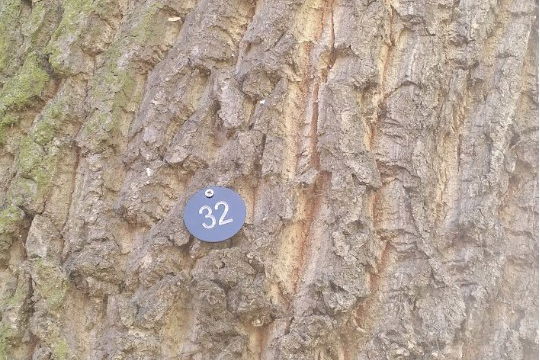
0;323;14;360
0;114;17;144
78;2;171;151
0;205;25;261
0;0;22;75
0;53;50;111
51;338;69;360
31;259;68;311
0;53;50;144
47;0;93;70
17;137;54;187
0;271;29;359
22;2;62;49
131;3;169;44
13;137;60;211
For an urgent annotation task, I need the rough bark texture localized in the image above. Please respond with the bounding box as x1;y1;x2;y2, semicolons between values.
0;0;538;359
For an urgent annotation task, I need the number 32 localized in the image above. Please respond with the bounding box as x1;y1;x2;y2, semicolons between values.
199;201;233;229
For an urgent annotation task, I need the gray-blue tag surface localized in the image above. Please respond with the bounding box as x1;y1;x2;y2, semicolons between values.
183;186;246;242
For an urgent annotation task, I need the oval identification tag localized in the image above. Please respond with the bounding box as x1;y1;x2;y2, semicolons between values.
183;186;246;242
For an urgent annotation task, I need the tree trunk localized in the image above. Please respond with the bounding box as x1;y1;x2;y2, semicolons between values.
0;0;537;359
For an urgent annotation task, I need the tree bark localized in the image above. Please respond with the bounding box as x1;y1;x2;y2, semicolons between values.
0;0;537;359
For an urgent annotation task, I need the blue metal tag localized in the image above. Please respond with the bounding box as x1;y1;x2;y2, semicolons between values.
183;186;246;243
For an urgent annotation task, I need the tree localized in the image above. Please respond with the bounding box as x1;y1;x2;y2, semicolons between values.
0;0;537;358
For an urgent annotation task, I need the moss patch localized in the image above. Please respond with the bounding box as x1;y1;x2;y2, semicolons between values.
51;338;69;360
47;0;112;74
23;2;62;49
0;273;29;359
11;136;61;213
0;323;14;360
0;0;22;75
31;259;68;311
17;137;57;188
0;52;50;144
47;0;93;47
0;52;50;111
131;3;168;45
0;205;25;257
0;114;18;144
